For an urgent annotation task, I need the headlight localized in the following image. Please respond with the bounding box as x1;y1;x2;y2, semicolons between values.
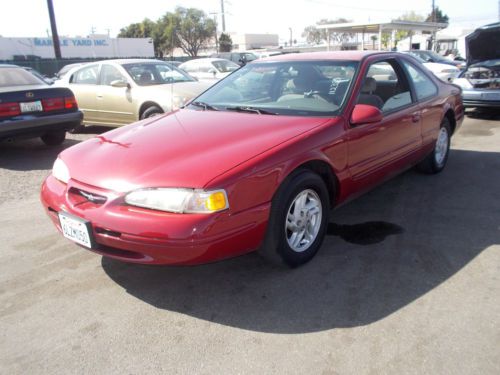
52;158;70;183
452;77;473;89
125;188;229;213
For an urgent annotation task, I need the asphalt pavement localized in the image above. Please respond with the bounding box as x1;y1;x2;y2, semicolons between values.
0;113;499;374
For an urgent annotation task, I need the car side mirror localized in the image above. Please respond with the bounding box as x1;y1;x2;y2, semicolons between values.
110;80;130;88
350;104;383;126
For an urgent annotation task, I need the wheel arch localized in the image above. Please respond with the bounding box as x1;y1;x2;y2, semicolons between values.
278;159;340;209
139;101;163;119
443;106;457;135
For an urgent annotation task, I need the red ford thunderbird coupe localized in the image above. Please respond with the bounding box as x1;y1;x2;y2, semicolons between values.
41;52;464;267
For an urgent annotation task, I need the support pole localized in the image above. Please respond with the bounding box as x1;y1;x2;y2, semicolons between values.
46;0;61;59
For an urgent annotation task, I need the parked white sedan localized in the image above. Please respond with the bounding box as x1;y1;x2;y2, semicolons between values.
179;58;240;82
402;52;460;82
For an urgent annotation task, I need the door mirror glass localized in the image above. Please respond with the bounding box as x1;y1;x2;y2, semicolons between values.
351;104;383;126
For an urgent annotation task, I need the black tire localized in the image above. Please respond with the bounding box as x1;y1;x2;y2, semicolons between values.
140;106;163;120
41;130;66;146
416;118;451;174
259;170;330;267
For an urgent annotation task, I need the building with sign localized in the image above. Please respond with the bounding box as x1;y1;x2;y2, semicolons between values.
0;35;154;60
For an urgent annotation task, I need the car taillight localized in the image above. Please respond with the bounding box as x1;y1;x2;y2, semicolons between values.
64;96;77;109
0;102;21;117
42;97;64;111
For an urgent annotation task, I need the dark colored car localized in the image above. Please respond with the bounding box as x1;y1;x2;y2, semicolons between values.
0;65;82;145
210;52;258;66
453;22;500;108
405;50;465;70
41;51;463;267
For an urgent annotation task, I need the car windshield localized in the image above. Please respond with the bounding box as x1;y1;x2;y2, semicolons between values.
190;60;358;116
243;53;257;62
122;62;195;86
0;67;46;87
212;60;240;73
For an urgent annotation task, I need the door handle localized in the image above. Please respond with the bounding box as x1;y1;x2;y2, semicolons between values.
411;113;421;123
96;94;103;99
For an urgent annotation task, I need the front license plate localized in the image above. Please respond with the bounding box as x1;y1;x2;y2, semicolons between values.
59;212;93;248
20;100;43;113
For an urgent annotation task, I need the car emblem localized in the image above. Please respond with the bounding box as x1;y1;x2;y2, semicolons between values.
26;92;34;98
78;190;106;204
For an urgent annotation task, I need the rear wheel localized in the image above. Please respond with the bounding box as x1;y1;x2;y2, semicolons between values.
416;118;451;174
41;130;66;146
140;106;163;120
259;170;329;267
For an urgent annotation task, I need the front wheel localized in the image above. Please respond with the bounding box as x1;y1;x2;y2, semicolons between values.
140;106;163;120
259;170;329;267
416;118;451;174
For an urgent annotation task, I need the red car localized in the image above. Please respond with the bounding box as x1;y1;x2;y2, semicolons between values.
41;52;464;267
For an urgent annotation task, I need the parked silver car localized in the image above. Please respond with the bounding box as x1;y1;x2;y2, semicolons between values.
452;22;500;109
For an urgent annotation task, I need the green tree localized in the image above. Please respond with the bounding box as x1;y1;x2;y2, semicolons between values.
426;6;449;23
395;11;425;44
119;18;164;57
370;35;378;49
119;8;216;58
302;18;353;45
165;7;216;57
218;33;232;52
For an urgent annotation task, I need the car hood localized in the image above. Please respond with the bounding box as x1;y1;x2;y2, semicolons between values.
61;109;331;191
137;81;212;99
423;62;459;72
466;22;500;65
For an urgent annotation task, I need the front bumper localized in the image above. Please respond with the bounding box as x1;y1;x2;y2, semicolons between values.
0;111;82;140
40;175;270;265
461;89;500;108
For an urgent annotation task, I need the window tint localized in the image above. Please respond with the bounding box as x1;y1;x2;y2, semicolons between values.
402;60;438;100
101;65;126;86
357;60;413;113
71;65;99;84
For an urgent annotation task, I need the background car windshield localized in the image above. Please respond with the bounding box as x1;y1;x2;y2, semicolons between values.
192;60;358;116
212;60;240;73
123;63;195;86
0;68;45;87
243;53;257;62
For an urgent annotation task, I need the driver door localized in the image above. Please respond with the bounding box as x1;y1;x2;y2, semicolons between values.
95;64;136;125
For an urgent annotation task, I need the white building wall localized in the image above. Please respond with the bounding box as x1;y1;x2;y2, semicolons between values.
0;36;154;60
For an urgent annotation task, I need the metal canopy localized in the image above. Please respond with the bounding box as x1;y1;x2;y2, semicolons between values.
317;20;448;33
317;20;449;51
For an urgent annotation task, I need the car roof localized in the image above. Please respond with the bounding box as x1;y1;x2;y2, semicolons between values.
181;58;233;64
257;51;393;62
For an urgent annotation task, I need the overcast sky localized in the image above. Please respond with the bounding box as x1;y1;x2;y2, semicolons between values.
1;0;498;42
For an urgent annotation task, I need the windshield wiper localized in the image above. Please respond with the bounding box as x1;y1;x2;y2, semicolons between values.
190;101;219;111
224;106;277;115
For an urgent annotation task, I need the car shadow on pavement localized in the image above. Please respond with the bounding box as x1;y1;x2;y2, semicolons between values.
0;126;110;171
102;149;500;333
0;138;81;171
466;108;500;121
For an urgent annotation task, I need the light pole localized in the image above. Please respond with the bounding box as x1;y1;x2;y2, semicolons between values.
46;0;61;59
289;28;293;47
